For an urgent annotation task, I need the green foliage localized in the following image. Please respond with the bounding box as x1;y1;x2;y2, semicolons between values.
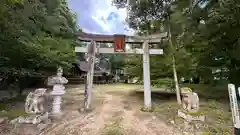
114;0;240;86
114;0;196;86
151;78;174;88
180;0;240;85
124;55;142;78
97;54;126;71
0;0;77;80
109;54;126;70
183;84;229;100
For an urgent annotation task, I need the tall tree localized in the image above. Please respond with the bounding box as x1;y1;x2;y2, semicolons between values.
0;0;77;91
114;0;240;88
180;0;240;85
113;0;195;104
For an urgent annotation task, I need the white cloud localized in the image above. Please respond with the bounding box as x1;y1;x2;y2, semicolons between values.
68;0;134;35
92;16;111;33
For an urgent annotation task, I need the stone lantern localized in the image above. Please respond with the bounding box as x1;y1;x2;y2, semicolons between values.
47;67;68;118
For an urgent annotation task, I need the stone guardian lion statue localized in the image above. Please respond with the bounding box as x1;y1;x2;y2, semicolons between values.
181;87;199;112
25;88;47;114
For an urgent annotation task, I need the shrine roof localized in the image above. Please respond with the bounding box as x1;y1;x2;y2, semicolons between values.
73;61;109;74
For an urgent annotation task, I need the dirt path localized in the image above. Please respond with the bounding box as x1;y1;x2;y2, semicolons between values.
40;84;181;135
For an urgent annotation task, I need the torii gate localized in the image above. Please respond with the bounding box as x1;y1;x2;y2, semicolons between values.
75;32;167;109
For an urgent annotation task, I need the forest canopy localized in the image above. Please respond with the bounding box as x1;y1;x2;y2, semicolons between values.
0;0;77;77
113;0;240;86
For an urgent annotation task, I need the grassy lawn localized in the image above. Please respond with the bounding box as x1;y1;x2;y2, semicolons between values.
127;83;232;134
0;95;27;119
102;118;124;135
93;83;232;134
182;84;229;101
0;83;233;134
146;83;233;134
152;99;232;134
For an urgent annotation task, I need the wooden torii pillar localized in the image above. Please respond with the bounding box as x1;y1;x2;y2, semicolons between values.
75;32;167;109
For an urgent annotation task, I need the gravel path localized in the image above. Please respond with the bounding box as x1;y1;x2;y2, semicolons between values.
40;84;181;135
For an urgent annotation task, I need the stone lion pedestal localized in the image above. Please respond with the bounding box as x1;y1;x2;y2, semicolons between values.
177;109;205;122
177;87;206;131
8;67;68;134
10;88;51;134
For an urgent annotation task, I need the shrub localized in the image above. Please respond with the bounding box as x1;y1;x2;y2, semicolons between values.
151;78;174;88
136;80;143;85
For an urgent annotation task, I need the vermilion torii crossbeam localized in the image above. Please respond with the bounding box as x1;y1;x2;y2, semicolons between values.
75;31;167;109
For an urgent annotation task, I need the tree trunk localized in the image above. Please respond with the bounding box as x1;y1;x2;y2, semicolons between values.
168;21;181;104
172;56;181;104
17;76;25;95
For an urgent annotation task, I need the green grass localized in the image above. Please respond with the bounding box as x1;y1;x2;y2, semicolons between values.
102;118;124;135
0;108;27;119
0;95;26;109
0;94;27;119
151;94;233;134
182;84;228;101
130;83;231;134
0;84;233;134
179;109;205;116
140;107;155;112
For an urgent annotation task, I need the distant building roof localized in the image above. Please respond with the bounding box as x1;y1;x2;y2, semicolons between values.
74;61;110;74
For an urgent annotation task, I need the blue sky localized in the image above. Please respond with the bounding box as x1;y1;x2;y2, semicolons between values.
68;0;134;35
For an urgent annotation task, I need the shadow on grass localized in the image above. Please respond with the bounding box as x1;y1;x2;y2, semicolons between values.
0;95;26;110
131;90;177;102
183;84;229;102
0;95;27;119
133;83;230;103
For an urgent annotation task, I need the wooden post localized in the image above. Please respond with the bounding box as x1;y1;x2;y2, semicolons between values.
228;84;240;134
85;40;96;109
143;40;151;109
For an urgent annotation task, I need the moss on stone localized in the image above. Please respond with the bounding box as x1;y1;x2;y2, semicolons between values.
180;87;193;93
180;109;205;116
140;107;155;112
